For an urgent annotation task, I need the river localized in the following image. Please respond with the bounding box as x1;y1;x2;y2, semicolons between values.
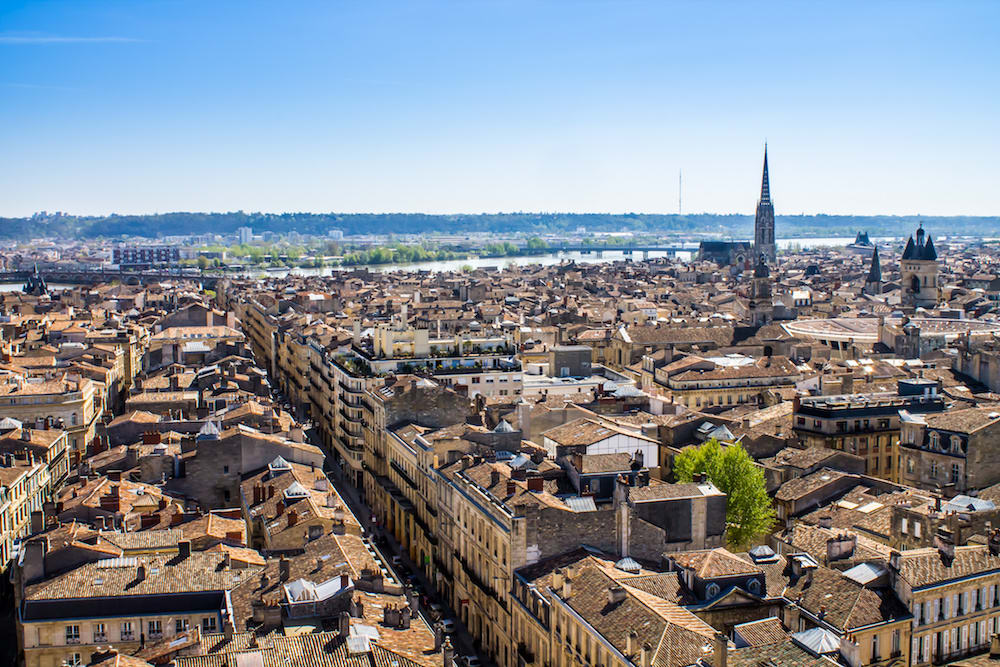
243;236;891;277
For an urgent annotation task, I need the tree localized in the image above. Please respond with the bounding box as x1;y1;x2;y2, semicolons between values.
196;256;209;270
673;439;776;549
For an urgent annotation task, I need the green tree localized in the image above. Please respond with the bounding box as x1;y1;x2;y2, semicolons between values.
673;439;776;549
196;256;209;270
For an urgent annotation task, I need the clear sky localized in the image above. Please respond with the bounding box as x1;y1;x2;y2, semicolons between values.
1;1;997;218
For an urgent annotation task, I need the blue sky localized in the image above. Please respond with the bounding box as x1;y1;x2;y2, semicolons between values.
1;1;997;217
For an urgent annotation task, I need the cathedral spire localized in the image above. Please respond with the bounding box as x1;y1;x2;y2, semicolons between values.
760;144;771;204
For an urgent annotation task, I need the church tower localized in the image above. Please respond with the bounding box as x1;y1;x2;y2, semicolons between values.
748;255;774;328
863;246;882;295
900;223;939;308
754;146;776;264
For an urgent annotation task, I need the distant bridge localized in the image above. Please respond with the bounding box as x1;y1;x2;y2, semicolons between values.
0;269;218;290
544;245;699;257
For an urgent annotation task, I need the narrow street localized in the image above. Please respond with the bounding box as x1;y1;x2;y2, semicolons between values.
323;451;486;667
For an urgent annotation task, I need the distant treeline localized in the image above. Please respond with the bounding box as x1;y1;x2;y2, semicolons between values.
2;211;999;240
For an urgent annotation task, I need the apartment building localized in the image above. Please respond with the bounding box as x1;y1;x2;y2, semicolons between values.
361;377;476;579
898;406;1000;493
0;453;50;574
511;549;723;667
794;378;947;481
891;537;1000;665
0;374;103;466
643;354;801;410
17;548;258;667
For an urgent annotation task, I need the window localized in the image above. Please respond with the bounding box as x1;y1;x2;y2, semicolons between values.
952;464;961;483
93;623;106;642
915;522;922;538
121;621;134;641
797;417;805;426
176;618;189;633
747;579;761;595
67;654;82;666
66;625;80;644
930;461;938;479
223;465;229;474
202;617;217;632
930;433;940;450
871;635;880;661
952;436;962;453
907;458;914;474
901;518;908;534
892;628;900;655
706;583;720;598
148;619;162;638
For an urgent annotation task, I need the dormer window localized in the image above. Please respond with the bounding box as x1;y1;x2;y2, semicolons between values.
929;432;940;450
706;583;720;598
951;436;962;454
747;579;761;595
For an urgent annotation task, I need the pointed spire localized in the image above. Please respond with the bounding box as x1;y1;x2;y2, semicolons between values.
760;144;771;203
923;235;937;261
867;246;881;284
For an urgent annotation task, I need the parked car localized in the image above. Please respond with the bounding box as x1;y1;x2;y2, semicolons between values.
440;619;456;634
465;657;482;667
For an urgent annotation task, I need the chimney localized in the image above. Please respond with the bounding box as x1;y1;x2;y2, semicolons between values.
818;515;832;529
714;633;728;667
287;509;298;527
108;470;122;482
442;637;455;667
339;610;351;638
21;428;31;442
626;630;637;656
640;643;651;667
178;540;191;560
341;573;350;589
275;500;285;516
527;477;544;493
279;556;290;581
936;527;956;564
223;618;234;641
222;551;231;569
990;529;1000;557
551;568;564;592
506;480;516;496
607;586;626;605
490;469;501;487
267;485;275;499
136;564;146;583
22;537;48;583
826;534;856;563
561;574;572;598
30;510;43;534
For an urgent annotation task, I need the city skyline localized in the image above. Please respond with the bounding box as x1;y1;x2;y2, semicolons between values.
1;1;998;218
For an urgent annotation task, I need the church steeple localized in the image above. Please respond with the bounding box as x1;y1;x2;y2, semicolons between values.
760;144;771;204
753;145;776;264
867;246;881;284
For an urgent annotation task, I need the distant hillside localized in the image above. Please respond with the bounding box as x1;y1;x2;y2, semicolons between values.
2;212;998;241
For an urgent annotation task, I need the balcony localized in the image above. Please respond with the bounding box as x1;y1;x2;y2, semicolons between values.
339;381;364;394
